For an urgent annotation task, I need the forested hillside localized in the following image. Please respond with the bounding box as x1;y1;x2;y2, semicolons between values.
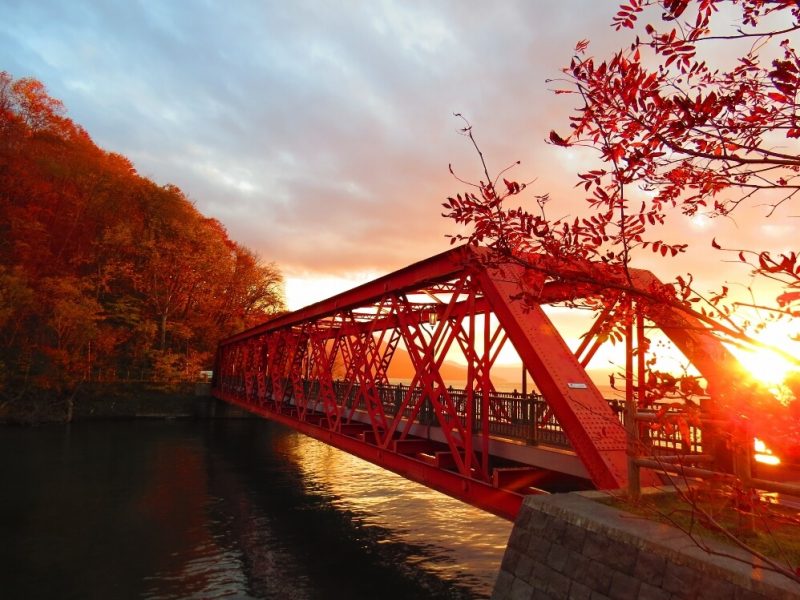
0;72;284;404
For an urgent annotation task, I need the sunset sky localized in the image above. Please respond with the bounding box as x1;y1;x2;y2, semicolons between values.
1;1;796;312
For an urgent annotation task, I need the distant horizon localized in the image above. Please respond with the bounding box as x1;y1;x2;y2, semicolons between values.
385;347;619;397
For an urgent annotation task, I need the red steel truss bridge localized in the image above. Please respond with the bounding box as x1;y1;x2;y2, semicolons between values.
212;245;745;520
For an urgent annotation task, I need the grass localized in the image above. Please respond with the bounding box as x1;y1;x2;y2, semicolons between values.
599;486;800;577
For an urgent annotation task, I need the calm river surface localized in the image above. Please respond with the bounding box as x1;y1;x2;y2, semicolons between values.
0;419;511;599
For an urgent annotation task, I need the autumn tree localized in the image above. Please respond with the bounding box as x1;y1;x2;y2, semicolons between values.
553;0;800;312
0;72;285;411
566;0;800;212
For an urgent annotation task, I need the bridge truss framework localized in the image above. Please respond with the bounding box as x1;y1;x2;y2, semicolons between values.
212;245;740;520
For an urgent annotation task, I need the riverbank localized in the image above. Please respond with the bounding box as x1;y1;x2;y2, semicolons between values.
0;382;250;425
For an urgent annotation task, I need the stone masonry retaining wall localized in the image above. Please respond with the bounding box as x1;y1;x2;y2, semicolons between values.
492;491;800;600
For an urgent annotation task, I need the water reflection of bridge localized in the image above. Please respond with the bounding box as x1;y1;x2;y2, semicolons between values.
213;245;740;519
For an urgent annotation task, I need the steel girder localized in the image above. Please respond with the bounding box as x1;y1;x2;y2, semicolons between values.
212;245;743;519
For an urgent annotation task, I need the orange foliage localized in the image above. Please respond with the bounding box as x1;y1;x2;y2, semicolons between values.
0;72;285;400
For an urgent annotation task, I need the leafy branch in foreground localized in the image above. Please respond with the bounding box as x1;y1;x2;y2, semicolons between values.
443;0;800;583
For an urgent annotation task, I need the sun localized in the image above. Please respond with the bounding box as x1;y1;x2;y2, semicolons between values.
737;347;796;387
729;323;799;388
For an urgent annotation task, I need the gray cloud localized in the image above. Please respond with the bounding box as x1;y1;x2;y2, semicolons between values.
5;0;773;299
1;1;614;274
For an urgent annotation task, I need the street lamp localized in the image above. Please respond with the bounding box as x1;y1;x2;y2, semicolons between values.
427;308;438;327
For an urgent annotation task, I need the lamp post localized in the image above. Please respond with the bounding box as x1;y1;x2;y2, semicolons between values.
427;307;438;328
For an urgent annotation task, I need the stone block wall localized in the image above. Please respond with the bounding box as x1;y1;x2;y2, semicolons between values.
492;492;799;600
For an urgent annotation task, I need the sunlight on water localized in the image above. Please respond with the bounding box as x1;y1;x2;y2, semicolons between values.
1;420;511;600
288;433;512;596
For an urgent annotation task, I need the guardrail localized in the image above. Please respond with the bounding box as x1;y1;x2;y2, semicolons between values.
217;375;704;455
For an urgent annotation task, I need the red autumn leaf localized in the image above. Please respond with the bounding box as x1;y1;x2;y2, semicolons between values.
549;130;570;146
504;178;521;194
778;291;800;306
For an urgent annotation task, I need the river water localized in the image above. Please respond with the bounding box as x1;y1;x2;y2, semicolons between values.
1;419;511;599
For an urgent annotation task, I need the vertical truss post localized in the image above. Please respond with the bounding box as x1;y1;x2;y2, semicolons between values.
464;292;476;475
625;302;641;500
481;306;491;477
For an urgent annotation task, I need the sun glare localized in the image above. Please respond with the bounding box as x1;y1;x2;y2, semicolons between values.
754;438;781;466
730;324;799;388
284;273;379;311
738;348;795;387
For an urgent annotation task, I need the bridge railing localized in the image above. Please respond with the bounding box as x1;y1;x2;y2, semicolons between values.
217;375;702;455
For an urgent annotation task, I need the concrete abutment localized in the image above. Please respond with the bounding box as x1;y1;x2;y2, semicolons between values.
492;491;799;600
